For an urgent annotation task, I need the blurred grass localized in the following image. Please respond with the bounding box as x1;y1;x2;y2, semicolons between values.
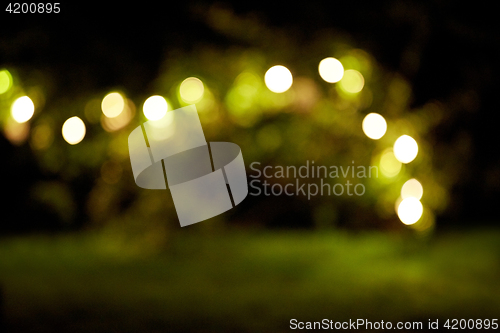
1;228;499;332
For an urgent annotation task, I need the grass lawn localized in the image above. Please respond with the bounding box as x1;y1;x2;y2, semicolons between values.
0;228;499;332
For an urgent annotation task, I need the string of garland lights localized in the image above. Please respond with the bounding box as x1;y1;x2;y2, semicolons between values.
0;9;450;233
0;53;443;232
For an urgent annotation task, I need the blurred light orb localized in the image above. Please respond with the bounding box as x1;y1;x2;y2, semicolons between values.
11;96;35;123
394;135;418;163
62;116;86;145
362;113;387;140
380;149;402;177
318;57;344;83
143;95;169;121
101;92;125;118
101;99;135;132
0;69;13;94
179;77;204;103
3;118;29;145
339;69;364;93
397;197;423;225
401;178;423;200
265;65;293;93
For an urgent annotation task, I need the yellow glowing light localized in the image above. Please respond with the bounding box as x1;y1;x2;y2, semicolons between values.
101;99;135;132
264;65;293;93
179;77;204;103
380;149;402;177
318;57;344;83
62;116;86;145
11;96;35;123
143;95;169;121
0;69;13;94
397;197;423;225
362;113;387;140
401;178;423;200
394;135;418;163
339;69;364;93
101;92;125;118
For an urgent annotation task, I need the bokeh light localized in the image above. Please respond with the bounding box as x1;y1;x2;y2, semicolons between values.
401;178;423;200
62;116;86;145
179;77;204;103
101;99;135;132
264;65;293;93
397;197;423;225
338;69;364;93
11;96;35;123
318;57;344;83
394;135;418;163
226;71;264;126
0;69;13;94
3;118;29;145
101;92;125;118
379;148;402;177
291;77;321;112
143;95;169;121
362;113;387;140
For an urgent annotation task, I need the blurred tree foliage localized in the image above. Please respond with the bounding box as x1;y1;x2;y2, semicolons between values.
0;2;484;237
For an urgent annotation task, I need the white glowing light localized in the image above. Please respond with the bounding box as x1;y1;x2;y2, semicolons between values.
318;57;344;83
143;95;169;121
101;99;134;132
401;178;423;200
362;113;387;140
264;65;293;93
179;77;204;103
11;96;35;123
394;135;418;163
397;197;423;225
62;116;86;145
101;92;125;118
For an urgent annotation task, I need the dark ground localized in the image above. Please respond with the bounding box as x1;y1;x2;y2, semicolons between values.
0;228;499;332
